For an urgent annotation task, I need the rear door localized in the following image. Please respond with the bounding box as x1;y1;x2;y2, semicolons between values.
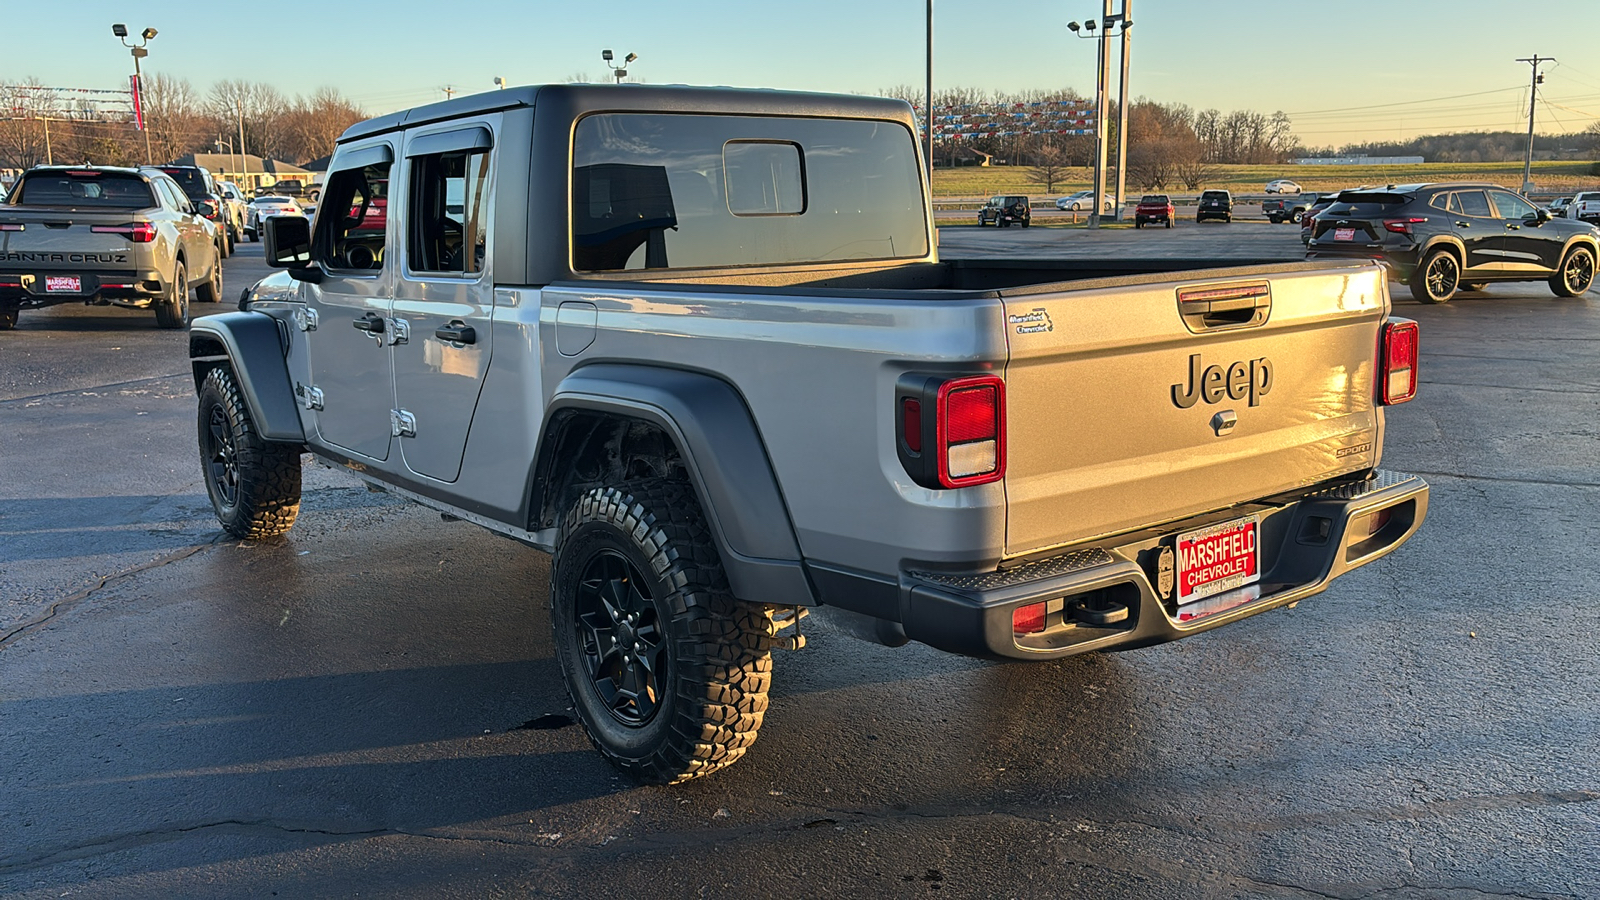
1001;264;1388;556
390;120;498;483
1449;189;1500;270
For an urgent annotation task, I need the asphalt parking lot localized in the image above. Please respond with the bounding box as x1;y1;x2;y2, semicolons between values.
2;235;1597;899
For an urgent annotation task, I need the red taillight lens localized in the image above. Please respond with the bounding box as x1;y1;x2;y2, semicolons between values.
1379;319;1419;405
936;375;1005;488
0;223;22;232
1012;602;1047;634
901;398;922;453
91;223;156;242
1383;217;1427;235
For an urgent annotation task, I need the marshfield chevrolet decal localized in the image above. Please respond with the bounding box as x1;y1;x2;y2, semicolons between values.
1009;308;1053;334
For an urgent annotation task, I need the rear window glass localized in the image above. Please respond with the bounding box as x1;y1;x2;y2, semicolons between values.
1324;202;1401;217
571;113;927;272
159;168;209;199
1141;195;1168;203
14;172;154;208
1201;191;1227;199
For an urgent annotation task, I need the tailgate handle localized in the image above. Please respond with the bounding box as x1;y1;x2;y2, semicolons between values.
43;221;72;229
1177;283;1270;331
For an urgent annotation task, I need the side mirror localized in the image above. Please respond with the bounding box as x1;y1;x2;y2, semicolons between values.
1534;208;1552;223
264;215;320;281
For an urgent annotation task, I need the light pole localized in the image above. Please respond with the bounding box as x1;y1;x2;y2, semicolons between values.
112;23;156;165
1067;2;1132;227
603;49;638;84
493;76;506;90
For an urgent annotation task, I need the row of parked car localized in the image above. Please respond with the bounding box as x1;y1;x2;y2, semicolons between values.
0;162;311;329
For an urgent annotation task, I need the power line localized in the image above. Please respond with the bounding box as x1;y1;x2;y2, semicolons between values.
1283;86;1522;117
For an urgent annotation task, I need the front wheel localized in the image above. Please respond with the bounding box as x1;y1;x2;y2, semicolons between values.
197;367;301;538
1550;246;1596;297
1409;249;1460;304
552;481;775;784
196;255;224;304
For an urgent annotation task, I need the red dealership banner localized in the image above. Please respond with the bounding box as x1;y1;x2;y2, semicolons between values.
129;74;144;130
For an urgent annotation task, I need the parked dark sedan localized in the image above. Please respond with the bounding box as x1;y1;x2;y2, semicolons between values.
1306;183;1600;303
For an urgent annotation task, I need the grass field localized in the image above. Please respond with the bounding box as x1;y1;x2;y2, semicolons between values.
932;160;1599;201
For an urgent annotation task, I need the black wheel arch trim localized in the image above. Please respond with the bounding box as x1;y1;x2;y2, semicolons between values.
188;312;305;443
537;363;815;607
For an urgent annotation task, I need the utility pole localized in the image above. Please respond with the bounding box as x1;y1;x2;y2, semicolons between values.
1516;54;1551;195
1112;0;1131;221
925;0;934;190
237;98;248;191
442;85;456;101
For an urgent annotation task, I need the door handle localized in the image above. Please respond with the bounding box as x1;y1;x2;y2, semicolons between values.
435;320;476;344
352;312;386;334
1454;221;1470;228
1505;224;1520;230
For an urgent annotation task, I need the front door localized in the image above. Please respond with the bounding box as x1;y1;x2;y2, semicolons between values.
1488;189;1560;272
300;145;396;462
391;124;497;482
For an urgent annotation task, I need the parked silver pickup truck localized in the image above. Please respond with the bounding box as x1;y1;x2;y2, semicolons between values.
192;84;1429;783
0;165;224;329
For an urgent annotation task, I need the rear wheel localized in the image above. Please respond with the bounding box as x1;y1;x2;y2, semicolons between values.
1409;249;1460;304
0;308;16;330
154;261;190;328
552;480;775;784
197;366;301;539
1165;217;1172;228
1550;245;1596;297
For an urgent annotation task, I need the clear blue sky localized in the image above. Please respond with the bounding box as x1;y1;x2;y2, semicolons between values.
6;0;1599;145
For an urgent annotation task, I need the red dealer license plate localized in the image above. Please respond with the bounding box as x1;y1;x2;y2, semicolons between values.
1333;227;1357;241
1175;515;1260;605
45;276;82;293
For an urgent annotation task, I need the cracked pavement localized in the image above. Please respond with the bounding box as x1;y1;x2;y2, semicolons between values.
0;239;1596;898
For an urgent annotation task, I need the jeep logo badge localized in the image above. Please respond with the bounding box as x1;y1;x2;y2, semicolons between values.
1172;354;1273;409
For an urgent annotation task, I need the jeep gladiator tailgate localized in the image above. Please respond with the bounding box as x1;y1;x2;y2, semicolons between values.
1002;262;1388;557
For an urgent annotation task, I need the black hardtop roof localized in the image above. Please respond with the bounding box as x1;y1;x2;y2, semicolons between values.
1343;182;1500;196
338;83;917;144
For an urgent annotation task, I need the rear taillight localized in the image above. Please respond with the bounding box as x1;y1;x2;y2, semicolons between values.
1379;318;1419;405
896;373;1007;489
91;223;156;242
1383;217;1428;235
0;223;22;231
1012;602;1047;634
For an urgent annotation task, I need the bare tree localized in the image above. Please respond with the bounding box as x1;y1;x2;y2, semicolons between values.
0;79;56;168
275;87;364;165
1027;144;1070;193
141;73;211;164
209;80;289;161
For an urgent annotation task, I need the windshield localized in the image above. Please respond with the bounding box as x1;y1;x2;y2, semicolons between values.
13;171;154;208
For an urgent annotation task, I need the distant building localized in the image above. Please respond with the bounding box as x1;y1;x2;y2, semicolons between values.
1293;156;1426;165
169;153;313;193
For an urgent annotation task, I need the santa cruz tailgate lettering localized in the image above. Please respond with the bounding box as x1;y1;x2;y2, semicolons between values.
0;252;129;263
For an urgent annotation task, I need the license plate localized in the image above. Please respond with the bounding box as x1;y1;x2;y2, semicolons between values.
1175;515;1260;605
1333;228;1357;241
45;276;82;293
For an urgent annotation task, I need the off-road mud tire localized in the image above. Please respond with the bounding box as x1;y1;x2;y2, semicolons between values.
154;260;189;328
197;366;301;539
552;480;775;784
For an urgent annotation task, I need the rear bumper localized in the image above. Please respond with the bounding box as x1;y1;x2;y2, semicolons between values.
896;471;1428;660
1307;247;1415;281
0;270;165;309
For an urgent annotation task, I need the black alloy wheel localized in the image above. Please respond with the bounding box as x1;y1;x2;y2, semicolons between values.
1551;246;1596;298
196;367;301;538
572;549;669;726
1409;249;1459;304
552;480;776;783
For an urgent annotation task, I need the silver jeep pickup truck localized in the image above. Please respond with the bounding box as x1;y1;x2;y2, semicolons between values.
191;84;1428;783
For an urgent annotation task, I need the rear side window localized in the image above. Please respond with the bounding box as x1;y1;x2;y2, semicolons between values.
158;167;208;199
571;113;928;271
1455;190;1492;218
15;172;154;208
409;149;491;274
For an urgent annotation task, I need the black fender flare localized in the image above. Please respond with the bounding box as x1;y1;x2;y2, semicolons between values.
537;364;815;607
188;311;305;443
